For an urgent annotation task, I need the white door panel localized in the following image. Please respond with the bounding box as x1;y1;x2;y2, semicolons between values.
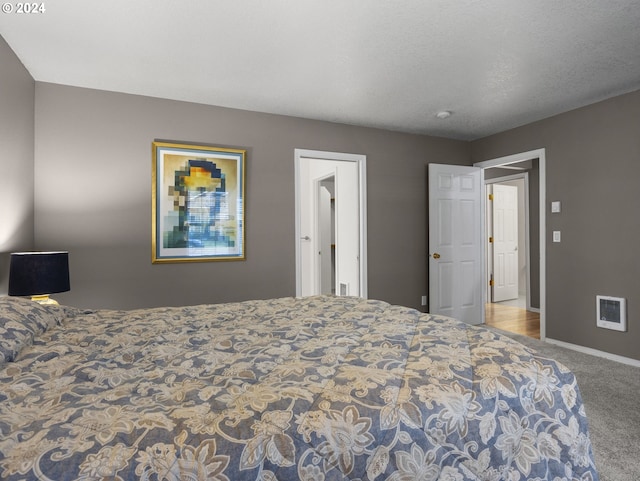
428;164;483;325
437;262;454;309
334;161;359;296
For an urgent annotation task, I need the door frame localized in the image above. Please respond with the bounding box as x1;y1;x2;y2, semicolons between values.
474;148;546;340
294;149;368;298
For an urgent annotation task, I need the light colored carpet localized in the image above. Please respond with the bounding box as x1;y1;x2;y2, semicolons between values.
489;328;640;481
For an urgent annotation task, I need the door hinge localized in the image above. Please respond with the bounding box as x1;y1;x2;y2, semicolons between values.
488;193;494;201
489;236;493;243
489;278;494;286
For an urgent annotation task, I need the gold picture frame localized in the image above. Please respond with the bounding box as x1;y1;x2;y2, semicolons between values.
152;141;246;263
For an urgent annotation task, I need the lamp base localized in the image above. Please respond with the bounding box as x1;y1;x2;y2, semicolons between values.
30;295;59;305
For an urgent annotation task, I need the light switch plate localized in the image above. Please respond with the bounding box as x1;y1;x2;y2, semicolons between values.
551;201;561;213
553;231;561;242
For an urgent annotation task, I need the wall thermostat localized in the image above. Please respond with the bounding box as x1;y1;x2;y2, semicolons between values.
596;295;626;332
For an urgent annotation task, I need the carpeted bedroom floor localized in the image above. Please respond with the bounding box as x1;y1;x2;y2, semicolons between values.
489;328;640;481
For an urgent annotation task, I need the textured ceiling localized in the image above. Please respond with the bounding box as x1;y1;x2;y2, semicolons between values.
1;0;639;140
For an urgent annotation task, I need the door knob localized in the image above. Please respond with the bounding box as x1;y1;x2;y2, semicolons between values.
432;253;441;259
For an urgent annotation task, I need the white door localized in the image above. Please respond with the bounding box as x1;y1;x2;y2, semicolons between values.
428;164;483;325
333;161;360;296
295;150;367;298
492;184;519;301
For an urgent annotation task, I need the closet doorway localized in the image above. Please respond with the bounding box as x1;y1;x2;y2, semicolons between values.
294;149;368;298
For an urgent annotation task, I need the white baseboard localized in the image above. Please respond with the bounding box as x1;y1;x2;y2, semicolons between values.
546;338;640;368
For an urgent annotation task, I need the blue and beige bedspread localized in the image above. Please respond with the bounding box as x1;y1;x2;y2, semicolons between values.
0;295;598;480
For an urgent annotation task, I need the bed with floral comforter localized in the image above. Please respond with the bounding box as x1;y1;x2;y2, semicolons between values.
0;295;598;480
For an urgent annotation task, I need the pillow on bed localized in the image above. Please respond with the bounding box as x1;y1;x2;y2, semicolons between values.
0;296;68;366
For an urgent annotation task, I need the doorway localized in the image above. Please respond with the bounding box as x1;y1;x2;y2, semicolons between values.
484;170;541;338
475;150;545;340
294;149;368;298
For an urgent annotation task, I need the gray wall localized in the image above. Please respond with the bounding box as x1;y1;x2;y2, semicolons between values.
0;37;35;294
9;31;638;361
472;89;640;361
34;82;470;310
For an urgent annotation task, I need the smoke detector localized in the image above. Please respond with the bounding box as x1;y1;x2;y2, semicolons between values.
436;110;452;119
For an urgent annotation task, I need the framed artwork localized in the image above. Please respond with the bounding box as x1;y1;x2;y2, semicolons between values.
152;141;246;263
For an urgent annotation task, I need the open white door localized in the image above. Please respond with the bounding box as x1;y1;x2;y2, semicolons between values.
428;164;483;325
492;184;519;301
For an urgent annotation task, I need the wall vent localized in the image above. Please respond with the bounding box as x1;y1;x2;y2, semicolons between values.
596;295;626;332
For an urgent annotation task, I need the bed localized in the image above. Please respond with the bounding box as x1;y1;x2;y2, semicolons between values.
0;295;599;480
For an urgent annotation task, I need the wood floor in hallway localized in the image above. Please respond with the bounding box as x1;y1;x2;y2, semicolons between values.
484;302;540;339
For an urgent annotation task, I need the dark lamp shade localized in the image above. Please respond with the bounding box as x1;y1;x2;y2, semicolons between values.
8;251;70;297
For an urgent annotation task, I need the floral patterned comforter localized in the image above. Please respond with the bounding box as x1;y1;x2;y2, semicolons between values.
0;295;599;480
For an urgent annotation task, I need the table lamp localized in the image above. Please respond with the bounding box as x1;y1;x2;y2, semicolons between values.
8;251;70;305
